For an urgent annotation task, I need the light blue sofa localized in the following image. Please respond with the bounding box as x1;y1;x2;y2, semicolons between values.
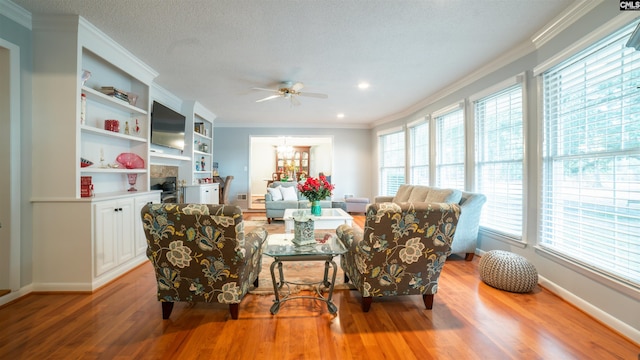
264;181;332;223
374;184;486;261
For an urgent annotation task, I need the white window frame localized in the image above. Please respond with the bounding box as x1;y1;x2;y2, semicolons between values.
537;18;640;292
408;117;430;185
471;75;527;243
433;102;465;189
378;127;406;196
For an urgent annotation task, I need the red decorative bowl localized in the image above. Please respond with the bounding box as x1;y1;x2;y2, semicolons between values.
116;153;145;169
80;158;93;168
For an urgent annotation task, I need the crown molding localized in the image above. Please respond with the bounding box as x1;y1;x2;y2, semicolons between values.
0;0;31;30
372;38;536;129
531;0;604;49
371;0;601;129
78;16;158;85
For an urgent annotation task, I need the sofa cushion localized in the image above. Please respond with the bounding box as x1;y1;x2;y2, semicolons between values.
425;187;462;204
280;185;298;201
269;200;299;210
268;186;283;201
393;184;414;203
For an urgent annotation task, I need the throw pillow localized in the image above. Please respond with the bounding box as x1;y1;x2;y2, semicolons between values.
280;185;298;201
408;186;430;202
393;184;414;202
268;186;283;201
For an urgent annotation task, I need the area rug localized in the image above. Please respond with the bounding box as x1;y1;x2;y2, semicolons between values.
245;219;353;295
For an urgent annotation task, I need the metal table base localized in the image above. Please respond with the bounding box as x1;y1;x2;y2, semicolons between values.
269;254;340;315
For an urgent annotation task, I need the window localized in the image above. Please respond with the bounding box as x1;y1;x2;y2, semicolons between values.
541;21;640;286
435;106;465;189
379;129;405;196
409;121;429;185
474;83;524;238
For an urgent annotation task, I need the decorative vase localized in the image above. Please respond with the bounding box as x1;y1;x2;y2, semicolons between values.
127;173;138;192
311;200;322;216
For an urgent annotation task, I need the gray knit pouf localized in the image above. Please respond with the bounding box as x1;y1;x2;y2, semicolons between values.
479;250;538;293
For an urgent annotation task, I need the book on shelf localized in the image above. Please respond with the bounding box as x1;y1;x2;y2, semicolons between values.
99;87;129;102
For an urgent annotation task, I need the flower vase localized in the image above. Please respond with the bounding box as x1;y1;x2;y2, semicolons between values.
311;200;322;216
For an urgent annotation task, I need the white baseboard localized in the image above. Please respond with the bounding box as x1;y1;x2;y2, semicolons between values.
476;249;639;345
0;284;33;307
537;274;640;345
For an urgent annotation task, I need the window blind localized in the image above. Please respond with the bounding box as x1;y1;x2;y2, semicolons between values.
475;84;524;238
410;122;429;185
435;108;465;189
541;20;640;286
379;130;406;196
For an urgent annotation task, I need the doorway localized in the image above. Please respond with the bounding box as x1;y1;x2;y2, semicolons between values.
0;39;21;298
248;136;333;211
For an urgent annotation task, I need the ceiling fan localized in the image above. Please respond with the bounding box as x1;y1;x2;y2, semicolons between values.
252;82;328;106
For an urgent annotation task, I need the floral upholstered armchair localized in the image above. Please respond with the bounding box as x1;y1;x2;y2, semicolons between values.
141;203;267;320
336;202;460;312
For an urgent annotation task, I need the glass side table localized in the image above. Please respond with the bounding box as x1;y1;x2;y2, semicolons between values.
263;232;347;315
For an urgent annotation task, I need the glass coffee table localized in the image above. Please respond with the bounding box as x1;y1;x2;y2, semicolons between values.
263;232;347;315
283;208;353;233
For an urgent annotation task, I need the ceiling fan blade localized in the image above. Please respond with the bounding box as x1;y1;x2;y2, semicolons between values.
252;87;280;93
290;96;301;107
291;82;304;92
256;94;282;103
298;92;328;99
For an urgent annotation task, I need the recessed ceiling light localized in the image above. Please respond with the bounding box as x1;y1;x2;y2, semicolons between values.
337;113;345;119
358;82;370;90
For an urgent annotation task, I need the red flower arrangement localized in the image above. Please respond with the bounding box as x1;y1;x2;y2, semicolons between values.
297;175;334;202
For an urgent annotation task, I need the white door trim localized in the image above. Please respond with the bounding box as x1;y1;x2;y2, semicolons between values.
0;37;22;293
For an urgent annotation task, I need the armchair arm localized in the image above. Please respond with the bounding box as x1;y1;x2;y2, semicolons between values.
243;227;268;259
454;192;487;243
336;224;363;251
374;195;394;203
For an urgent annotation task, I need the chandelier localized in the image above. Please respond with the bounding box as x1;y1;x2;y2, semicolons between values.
277;137;293;157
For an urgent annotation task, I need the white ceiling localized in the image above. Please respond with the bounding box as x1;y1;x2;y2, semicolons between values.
12;0;574;128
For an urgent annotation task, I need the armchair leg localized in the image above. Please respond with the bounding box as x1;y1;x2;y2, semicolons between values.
267;218;272;224
229;304;239;320
161;302;174;319
343;273;349;284
361;297;372;312
464;253;475;261
253;276;259;288
422;294;434;310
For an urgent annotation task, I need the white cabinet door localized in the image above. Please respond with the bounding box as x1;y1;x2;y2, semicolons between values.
94;201;119;276
201;185;217;204
134;193;161;256
94;197;137;276
184;184;219;204
117;198;135;264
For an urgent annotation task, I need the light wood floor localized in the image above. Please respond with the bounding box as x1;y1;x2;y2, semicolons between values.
0;213;638;359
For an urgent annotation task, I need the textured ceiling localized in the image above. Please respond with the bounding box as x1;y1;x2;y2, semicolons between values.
12;0;574;127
